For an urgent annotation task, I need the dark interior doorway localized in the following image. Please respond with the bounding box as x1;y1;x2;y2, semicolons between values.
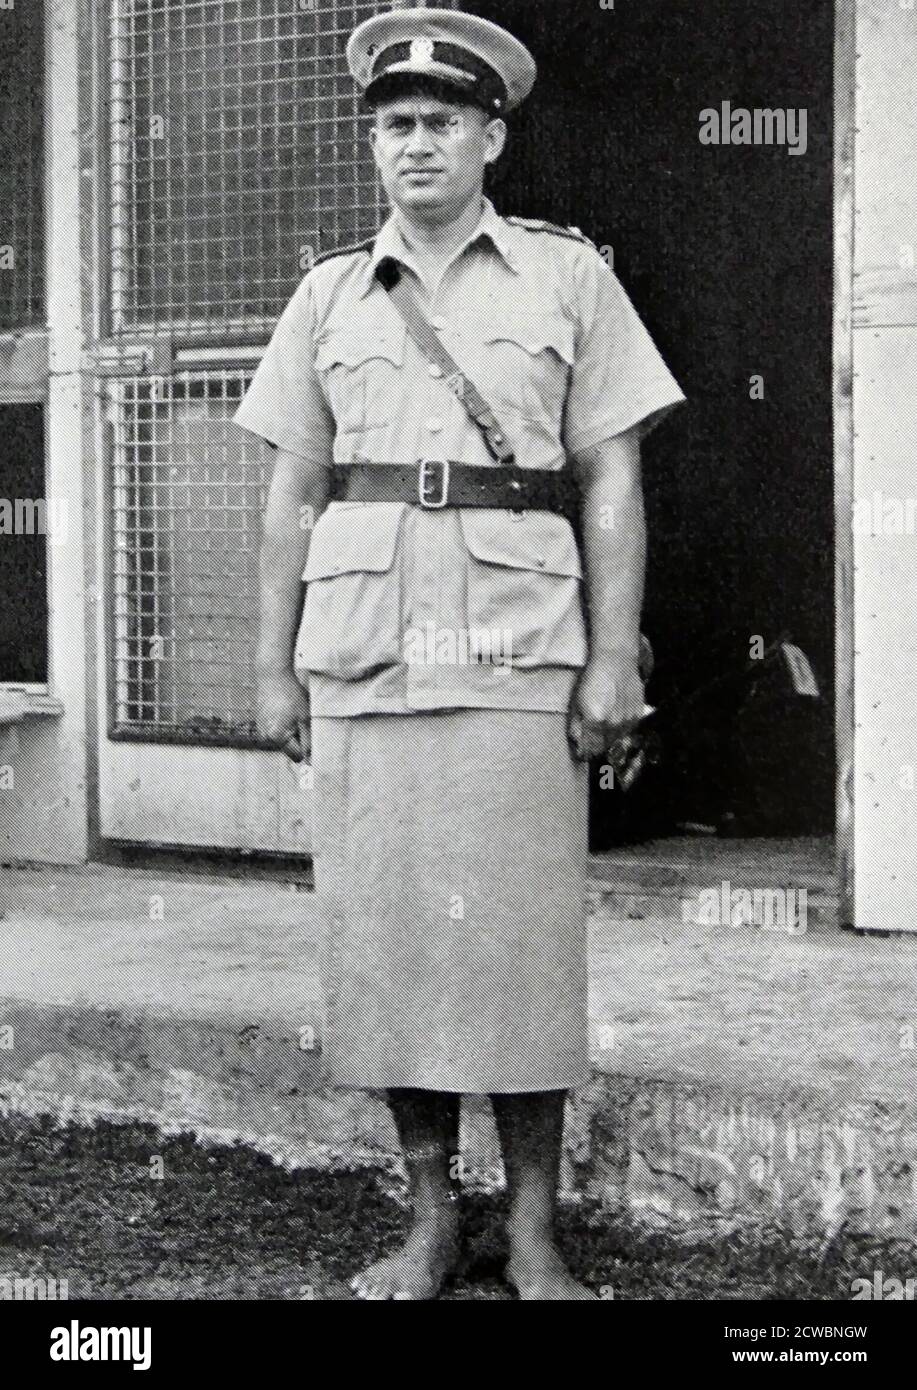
467;0;835;844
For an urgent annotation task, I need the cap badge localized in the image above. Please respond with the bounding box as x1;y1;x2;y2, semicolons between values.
409;37;436;68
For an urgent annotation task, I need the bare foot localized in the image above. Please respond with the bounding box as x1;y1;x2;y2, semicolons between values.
506;1241;598;1301
350;1212;460;1300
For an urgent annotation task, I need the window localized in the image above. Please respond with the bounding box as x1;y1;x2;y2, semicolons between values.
0;405;48;683
0;0;45;329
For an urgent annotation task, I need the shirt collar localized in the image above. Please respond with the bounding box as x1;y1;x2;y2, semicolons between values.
358;196;519;297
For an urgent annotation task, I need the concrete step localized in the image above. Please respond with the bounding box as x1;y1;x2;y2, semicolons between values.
3;850;916;1241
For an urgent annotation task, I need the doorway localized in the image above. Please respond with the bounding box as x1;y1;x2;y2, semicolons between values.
468;0;836;846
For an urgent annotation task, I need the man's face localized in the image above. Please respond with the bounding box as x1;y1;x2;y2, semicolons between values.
370;96;506;223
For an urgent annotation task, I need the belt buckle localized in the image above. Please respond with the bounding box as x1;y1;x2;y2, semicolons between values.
418;458;449;509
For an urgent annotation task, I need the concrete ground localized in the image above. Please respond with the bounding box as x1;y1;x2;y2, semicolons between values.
3;837;917;1240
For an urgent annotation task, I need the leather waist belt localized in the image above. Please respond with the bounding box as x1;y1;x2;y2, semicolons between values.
330;461;580;520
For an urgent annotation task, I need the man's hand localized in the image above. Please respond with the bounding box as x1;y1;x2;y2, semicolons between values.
567;652;644;762
257;668;312;764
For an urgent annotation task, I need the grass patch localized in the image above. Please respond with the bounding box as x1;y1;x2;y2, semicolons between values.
0;1115;907;1300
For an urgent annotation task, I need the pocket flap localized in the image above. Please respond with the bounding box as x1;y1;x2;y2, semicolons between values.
477;313;576;365
314;326;405;371
303;502;405;581
459;509;583;578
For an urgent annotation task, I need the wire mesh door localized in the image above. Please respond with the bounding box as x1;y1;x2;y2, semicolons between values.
108;0;390;342
103;0;397;747
94;0;452;847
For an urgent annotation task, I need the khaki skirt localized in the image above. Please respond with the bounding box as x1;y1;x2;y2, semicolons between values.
310;709;589;1093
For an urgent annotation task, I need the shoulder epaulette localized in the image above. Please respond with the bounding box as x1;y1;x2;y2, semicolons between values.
311;238;375;269
506;216;597;248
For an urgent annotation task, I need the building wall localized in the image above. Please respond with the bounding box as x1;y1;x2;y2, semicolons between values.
848;0;917;928
0;0;91;866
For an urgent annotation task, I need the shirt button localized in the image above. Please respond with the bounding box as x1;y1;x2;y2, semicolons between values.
425;417;443;433
431;317;446;331
428;363;444;379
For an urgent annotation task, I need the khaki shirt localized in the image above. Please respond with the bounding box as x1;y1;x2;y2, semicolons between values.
234;198;685;715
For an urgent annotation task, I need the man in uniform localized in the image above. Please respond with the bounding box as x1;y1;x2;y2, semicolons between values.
234;7;684;1299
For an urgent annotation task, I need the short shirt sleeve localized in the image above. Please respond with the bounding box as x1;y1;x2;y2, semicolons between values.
233;274;334;461
563;251;686;455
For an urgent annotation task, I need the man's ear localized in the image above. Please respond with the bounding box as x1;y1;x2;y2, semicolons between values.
483;117;508;166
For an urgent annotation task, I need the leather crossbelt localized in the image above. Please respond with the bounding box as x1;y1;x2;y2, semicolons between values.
325;256;581;521
376;256;517;466
330;460;580;521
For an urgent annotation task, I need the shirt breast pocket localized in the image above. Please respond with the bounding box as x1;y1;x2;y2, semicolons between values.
463;311;576;428
314;324;406;434
296;503;405;679
459;509;588;670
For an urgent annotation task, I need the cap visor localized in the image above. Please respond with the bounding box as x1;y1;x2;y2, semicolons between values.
364;65;483;105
